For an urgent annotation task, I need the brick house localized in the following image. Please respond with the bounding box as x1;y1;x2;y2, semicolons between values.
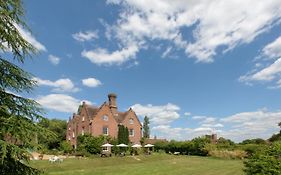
66;93;142;148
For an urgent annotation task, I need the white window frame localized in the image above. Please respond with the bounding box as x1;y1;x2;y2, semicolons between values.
82;116;85;122
72;131;75;138
103;127;109;135
129;118;134;124
103;115;108;121
129;129;134;137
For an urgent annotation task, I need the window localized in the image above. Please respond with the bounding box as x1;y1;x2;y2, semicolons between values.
103;127;108;135
72;131;75;138
102;147;108;151
82;116;85;122
68;127;71;131
82;127;85;136
129;129;134;137
129;118;134;124
103;115;108;121
68;136;71;141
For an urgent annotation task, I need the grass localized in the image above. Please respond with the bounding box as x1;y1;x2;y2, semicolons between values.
31;154;244;175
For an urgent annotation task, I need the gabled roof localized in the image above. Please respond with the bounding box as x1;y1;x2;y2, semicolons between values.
85;105;99;117
114;111;129;123
76;102;141;125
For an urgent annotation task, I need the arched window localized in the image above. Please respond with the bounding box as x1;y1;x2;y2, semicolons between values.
103;115;108;121
129;118;134;124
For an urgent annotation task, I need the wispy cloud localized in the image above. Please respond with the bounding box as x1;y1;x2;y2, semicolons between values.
82;44;139;65
48;54;61;65
103;0;281;63
239;35;281;88
33;77;80;93
72;30;98;42
131;103;180;125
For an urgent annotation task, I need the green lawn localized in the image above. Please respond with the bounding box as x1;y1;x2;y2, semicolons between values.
31;154;244;175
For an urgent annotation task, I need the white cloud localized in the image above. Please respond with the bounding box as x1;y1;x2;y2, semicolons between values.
240;58;281;82
72;30;98;42
150;108;280;142
33;77;80;93
262;36;281;59
184;112;191;116
220;109;281;142
82;77;102;87
81;44;139;65
131;103;180;125
104;0;281;63
15;24;47;52
201;123;224;128
161;47;172;58
240;36;281;88
36;94;82;113
152;125;221;140
48;54;61;65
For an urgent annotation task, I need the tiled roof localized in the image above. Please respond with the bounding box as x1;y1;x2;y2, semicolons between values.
113;111;128;123
85;105;99;118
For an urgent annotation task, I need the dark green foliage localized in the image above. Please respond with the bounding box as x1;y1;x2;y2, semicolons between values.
77;134;107;154
143;116;150;138
154;137;210;156
268;122;281;142
0;1;52;174
59;141;72;154
241;138;267;145
269;133;281;142
117;125;129;144
38;118;67;150
215;137;236;150
244;141;281;174
238;144;267;157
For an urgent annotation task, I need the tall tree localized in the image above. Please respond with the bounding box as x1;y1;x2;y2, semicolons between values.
0;1;50;174
143;116;150;138
117;125;129;144
38;119;67;150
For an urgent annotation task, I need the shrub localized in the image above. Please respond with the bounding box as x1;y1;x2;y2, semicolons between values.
244;141;281;174
208;149;247;159
238;144;267;157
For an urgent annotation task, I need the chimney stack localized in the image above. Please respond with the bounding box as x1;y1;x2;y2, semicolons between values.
108;93;117;114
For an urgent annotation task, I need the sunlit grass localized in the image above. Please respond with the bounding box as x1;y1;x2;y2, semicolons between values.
31;154;244;175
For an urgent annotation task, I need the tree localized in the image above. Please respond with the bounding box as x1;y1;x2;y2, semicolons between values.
0;1;51;174
77;134;105;155
143;116;150;138
117;125;129;144
38;119;67;150
268;122;281;142
244;141;281;174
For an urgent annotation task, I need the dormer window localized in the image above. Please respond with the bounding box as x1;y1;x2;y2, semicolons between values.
129;118;134;124
103;115;108;121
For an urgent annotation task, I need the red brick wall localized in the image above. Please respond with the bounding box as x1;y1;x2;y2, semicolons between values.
91;104;118;139
122;110;142;144
67;103;142;148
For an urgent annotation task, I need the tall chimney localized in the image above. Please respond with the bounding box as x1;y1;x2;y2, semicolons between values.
108;93;117;114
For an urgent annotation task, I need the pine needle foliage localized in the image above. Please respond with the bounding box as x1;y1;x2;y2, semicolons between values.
0;1;52;174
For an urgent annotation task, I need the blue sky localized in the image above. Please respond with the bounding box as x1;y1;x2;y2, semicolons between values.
15;0;281;142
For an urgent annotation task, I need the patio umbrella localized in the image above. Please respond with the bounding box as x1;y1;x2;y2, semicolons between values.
132;144;142;148
101;143;113;147
144;144;154;147
116;143;128;147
